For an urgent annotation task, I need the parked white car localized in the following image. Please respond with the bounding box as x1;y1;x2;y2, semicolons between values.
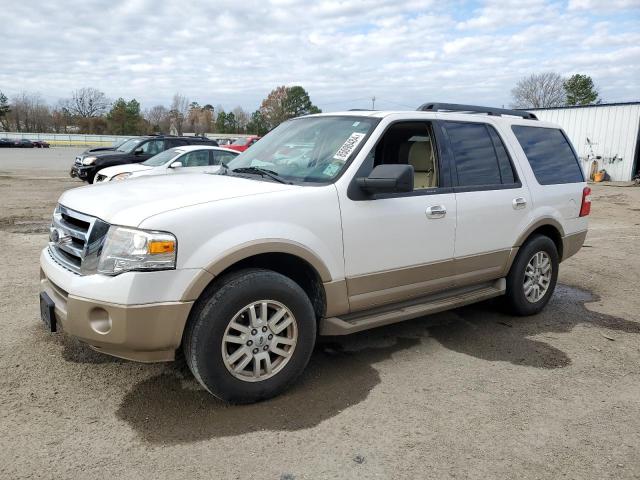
40;103;589;403
93;145;238;183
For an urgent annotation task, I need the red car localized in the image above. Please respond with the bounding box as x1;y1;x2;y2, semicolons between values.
225;136;260;152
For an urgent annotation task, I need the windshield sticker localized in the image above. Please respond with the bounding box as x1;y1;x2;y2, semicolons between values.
333;132;366;161
323;163;342;177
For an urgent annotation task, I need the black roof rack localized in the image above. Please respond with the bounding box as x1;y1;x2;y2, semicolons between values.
417;102;538;120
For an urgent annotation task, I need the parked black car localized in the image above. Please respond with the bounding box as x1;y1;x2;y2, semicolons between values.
32;140;50;148
0;138;13;148
14;139;35;148
70;135;219;183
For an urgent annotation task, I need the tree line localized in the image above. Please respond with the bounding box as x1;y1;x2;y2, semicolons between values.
0;85;321;136
511;73;600;109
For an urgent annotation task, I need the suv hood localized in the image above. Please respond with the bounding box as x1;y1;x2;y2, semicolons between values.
59;173;299;226
83;146;117;154
89;150;129;160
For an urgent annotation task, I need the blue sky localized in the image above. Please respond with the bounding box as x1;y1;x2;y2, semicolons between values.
0;0;638;112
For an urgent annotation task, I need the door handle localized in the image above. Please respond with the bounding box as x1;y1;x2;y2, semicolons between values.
426;205;446;219
512;197;527;209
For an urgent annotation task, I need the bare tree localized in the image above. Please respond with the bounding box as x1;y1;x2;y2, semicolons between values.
9;92;51;132
232;106;250;133
67;87;110;117
145;105;170;132
168;93;189;135
510;73;566;109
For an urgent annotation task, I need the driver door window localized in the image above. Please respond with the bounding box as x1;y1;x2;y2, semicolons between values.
368;121;443;191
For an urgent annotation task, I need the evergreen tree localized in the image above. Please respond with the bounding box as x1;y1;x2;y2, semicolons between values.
564;74;599;105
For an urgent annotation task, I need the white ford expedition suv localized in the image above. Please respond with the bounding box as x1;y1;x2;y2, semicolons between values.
40;103;590;403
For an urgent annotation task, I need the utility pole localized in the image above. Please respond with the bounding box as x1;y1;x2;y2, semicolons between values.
371;96;376;109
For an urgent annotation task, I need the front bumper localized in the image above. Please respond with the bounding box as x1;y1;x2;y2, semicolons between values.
70;164;96;181
40;248;199;362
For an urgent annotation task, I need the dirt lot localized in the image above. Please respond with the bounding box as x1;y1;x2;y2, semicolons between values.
0;148;639;480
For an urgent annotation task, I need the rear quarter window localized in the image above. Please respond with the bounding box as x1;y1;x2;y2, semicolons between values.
511;126;584;185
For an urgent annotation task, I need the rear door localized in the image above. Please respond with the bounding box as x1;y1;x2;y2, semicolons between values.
441;120;531;286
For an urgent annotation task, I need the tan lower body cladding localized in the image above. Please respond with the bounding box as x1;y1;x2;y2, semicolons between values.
41;274;192;362
344;250;511;312
326;229;587;316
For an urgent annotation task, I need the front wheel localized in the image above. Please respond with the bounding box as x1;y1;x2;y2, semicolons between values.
183;268;316;403
504;235;559;316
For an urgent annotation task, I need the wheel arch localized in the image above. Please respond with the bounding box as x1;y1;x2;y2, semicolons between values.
183;241;335;323
514;218;565;262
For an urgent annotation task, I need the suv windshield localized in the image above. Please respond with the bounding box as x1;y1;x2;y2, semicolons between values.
232;137;250;146
142;148;182;167
225;116;377;183
116;138;142;152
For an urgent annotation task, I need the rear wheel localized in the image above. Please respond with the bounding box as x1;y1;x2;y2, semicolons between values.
183;268;316;403
504;235;559;316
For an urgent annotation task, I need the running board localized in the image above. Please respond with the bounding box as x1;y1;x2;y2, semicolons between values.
320;279;506;336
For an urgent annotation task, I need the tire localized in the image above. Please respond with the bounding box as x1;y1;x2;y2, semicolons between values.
183;268;317;403
504;234;559;316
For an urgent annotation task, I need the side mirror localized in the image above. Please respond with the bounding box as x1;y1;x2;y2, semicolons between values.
357;164;414;194
134;147;144;155
169;161;183;169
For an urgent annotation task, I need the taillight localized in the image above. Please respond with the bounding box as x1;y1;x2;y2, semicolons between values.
579;186;591;217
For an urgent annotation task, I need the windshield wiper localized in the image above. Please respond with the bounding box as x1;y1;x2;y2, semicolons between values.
231;167;292;184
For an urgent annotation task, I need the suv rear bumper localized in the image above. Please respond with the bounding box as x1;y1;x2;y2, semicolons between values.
40;248;196;362
562;230;587;261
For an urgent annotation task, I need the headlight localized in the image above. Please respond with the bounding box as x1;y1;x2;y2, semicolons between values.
82;156;97;165
112;172;132;181
97;226;177;275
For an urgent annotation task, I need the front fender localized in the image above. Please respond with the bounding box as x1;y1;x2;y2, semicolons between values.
138;186;345;285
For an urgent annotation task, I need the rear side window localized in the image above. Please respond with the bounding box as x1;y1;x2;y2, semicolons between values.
444;122;517;187
511;126;583;185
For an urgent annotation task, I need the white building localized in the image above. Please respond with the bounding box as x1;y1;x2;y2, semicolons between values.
529;102;640;182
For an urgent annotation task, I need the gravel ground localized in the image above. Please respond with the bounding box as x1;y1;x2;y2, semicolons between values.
1;148;639;480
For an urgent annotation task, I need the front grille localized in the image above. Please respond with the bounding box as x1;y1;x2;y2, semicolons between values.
48;205;110;275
